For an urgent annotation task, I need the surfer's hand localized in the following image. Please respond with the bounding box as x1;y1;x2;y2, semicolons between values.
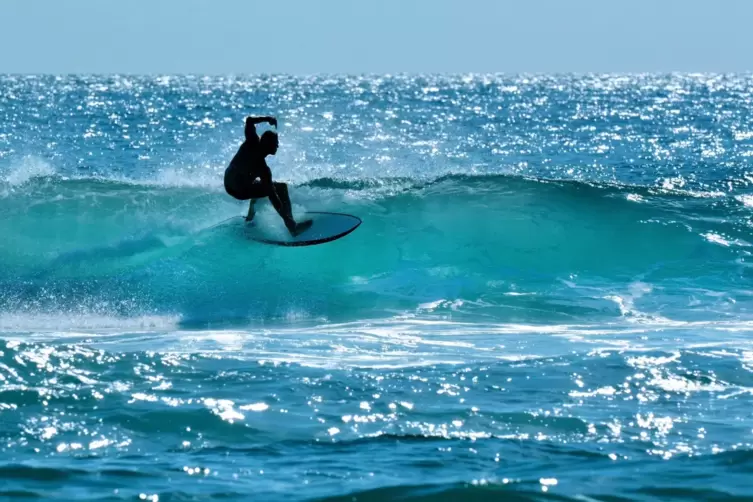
267;117;278;128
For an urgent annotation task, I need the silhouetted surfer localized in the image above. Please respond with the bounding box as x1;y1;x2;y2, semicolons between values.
224;115;312;236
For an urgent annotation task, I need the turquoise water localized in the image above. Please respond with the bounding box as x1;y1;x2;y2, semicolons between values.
1;74;753;500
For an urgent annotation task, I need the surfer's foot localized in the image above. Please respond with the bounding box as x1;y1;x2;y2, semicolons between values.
288;219;313;237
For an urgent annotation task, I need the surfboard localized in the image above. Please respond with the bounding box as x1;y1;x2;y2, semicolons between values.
242;211;361;247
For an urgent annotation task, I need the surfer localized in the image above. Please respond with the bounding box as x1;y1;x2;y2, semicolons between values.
224;115;312;236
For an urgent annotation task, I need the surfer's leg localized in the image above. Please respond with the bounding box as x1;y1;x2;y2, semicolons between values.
235;180;266;223
273;182;293;220
245;199;257;222
271;182;312;237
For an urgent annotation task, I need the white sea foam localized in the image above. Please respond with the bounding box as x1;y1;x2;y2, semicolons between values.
1;156;56;187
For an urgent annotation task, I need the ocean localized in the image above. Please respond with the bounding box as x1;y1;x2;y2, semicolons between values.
1;73;753;500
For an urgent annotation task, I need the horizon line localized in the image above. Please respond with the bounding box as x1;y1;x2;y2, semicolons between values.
2;71;753;77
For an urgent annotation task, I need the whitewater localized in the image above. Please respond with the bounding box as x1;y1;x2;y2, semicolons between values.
1;74;753;501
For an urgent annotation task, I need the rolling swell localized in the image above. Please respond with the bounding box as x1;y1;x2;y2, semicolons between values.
0;172;749;328
2;336;752;501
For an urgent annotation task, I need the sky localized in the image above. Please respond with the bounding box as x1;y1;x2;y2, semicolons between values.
1;0;752;74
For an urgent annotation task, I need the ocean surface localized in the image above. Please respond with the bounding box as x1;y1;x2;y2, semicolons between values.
1;74;753;501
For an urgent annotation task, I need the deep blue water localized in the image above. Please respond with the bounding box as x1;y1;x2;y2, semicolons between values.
1;74;753;500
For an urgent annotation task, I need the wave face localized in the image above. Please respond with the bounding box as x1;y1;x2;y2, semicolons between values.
0;173;751;328
2;74;753;501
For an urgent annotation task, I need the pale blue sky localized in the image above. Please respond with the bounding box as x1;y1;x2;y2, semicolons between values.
1;0;752;74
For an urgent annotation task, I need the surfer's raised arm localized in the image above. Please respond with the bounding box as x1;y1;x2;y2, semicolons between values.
244;116;278;142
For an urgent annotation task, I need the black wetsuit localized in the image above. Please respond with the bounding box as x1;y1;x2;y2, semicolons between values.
223;118;297;230
224;121;273;200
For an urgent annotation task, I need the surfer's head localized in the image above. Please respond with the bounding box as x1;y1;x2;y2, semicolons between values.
260;130;279;156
